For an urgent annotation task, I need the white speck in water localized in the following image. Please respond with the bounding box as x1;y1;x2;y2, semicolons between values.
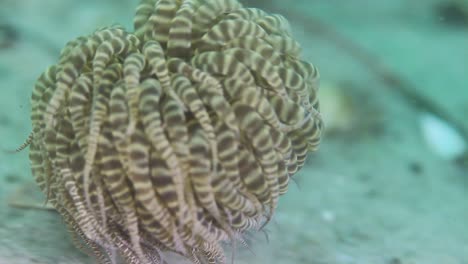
419;112;466;160
321;210;336;223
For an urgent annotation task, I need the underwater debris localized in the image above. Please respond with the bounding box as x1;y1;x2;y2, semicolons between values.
408;161;424;175
435;1;468;27
386;257;402;264
20;0;323;263
318;80;385;140
420;113;467;160
0;22;18;50
318;81;355;135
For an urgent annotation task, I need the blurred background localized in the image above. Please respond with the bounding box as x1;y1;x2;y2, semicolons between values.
0;0;467;263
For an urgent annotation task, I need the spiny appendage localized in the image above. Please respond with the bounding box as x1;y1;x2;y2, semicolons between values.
134;0;157;38
173;56;239;136
171;73;219;189
13;66;58;154
159;95;192;229
82;63;122;222
144;0;180;44
167;0;195;59
187;123;236;256
68;72;93;152
192;0;243;44
97;125;149;262
196;19;267;53
11;132;34;153
92;33;140;87
231;102;279;223
143;40;187;111
123;52;146;135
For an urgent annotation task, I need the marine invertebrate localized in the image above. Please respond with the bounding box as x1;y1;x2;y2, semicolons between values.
24;0;322;263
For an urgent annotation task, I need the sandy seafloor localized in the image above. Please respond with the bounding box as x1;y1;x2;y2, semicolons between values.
0;0;467;263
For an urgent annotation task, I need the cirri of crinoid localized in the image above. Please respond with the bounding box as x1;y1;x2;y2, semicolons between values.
22;0;323;263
